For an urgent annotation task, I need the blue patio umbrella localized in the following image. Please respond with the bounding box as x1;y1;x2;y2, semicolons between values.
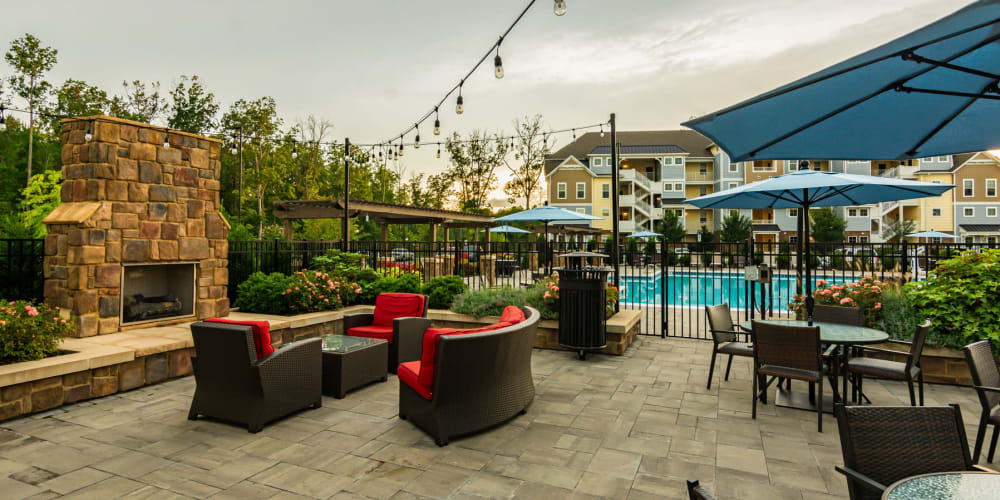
906;230;960;239
686;168;953;323
683;0;1000;161
488;224;531;242
628;231;662;238
495;205;602;274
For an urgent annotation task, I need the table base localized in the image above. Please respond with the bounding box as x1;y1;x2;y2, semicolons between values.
322;341;388;399
775;387;836;414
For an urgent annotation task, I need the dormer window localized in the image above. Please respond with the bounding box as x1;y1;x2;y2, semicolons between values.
592;157;603;167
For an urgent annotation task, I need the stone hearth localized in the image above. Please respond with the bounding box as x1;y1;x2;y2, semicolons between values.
42;116;229;337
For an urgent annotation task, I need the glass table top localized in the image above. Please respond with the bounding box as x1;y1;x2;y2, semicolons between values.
741;319;889;344
320;335;384;353
884;471;1000;499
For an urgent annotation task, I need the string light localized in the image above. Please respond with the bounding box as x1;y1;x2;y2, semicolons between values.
163;130;170;149
85;122;93;142
494;37;505;79
554;0;567;16
456;82;465;115
0;105;6;132
230;143;237;155
398;141;404;157
414;124;420;149
291;140;297;159
433;108;440;135
436;144;441;158
600;124;605;137
572;128;576;139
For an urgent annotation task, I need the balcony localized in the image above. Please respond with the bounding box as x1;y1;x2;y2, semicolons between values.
685;171;714;184
620;169;652;191
619;193;635;206
634;198;651;216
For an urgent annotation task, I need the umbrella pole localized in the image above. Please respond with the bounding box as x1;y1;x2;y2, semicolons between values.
803;198;814;326
545;221;550;276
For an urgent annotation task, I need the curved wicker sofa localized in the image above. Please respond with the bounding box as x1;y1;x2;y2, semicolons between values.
398;306;539;446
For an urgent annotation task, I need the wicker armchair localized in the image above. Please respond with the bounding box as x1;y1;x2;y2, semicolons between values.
344;293;430;373
686;479;717;500
705;304;752;390
187;322;322;433
964;340;1000;464
399;306;539;446
847;320;930;406
751;320;832;432
834;403;974;500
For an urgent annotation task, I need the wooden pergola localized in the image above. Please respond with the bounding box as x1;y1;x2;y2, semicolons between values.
271;199;494;244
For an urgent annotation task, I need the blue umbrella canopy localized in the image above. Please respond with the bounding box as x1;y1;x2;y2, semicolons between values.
494;205;602;222
490;225;531;234
628;231;662;238
685;168;954;209
906;230;960;239
683;1;1000;161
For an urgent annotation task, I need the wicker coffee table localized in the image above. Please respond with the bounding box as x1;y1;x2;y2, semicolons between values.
320;335;388;398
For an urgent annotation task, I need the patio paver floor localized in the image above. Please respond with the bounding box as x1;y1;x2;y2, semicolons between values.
0;336;985;499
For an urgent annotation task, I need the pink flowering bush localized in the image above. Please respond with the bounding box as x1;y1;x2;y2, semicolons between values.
0;300;75;364
282;270;362;314
790;275;888;327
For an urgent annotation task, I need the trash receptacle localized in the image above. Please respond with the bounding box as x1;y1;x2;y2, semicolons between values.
556;252;610;360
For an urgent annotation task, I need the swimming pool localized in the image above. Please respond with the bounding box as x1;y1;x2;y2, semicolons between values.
620;272;850;311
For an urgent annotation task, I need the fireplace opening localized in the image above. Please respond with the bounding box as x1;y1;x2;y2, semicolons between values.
121;263;196;325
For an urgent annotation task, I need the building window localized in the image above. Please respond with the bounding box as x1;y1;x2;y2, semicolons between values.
674;157;683;165
859;208;868;217
787;160;798;171
964;179;974;197
848;236;858;243
848;208;858;217
601;183;610;199
592;157;603;167
576;208;586;214
937;156;949;162
788;208;798;217
988;207;998;217
601;208;610;217
752;160;775;172
576;182;585;199
699;187;707;196
789;236;799;244
932;208;942;217
700;213;707;224
987;179;997;197
698;164;707;175
964;207;975;217
728;182;739;190
729;210;739;218
557;183;566;199
860;236;869;243
729;161;738;172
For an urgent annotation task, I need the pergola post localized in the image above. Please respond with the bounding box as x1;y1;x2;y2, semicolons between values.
430;224;437;243
380;223;389;256
485;226;491;254
283;219;294;241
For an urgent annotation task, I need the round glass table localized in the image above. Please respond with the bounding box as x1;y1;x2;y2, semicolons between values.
883;471;1000;499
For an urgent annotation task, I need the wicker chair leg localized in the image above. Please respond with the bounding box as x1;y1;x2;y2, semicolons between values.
907;378;917;407
974;413;989;464
989;426;1000;463
706;349;718;390
918;371;924;406
817;376;823;433
724;354;734;381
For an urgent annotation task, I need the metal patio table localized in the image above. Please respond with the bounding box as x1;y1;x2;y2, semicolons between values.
741;319;889;413
320;335;388;398
883;471;1000;500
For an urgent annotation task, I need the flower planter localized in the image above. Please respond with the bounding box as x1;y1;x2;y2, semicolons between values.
863;340;973;386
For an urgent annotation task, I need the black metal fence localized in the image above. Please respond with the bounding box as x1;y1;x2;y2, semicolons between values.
0;239;45;302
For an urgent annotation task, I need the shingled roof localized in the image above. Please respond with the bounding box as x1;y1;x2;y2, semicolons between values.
545;130;715;175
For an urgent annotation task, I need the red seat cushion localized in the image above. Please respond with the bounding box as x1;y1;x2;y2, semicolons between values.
346;325;394;342
398;361;431;400
372;293;426;327
500;306;526;324
417;322;513;388
205;318;275;360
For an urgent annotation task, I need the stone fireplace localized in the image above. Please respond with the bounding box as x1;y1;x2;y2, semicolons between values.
43;116;229;337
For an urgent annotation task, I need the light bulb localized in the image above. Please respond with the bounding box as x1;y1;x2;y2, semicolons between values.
414;126;420;149
0;106;5;132
600;125;605;138
494;54;504;79
434;117;440;135
291;141;297;159
456;94;464;115
163;132;170;149
85;125;93;142
436;146;441;159
230;145;238;155
399;143;404;157
554;0;567;16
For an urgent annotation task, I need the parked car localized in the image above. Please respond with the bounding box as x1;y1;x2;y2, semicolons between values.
390;248;415;262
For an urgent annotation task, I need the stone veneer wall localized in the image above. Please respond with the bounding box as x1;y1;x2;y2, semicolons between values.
44;116;229;336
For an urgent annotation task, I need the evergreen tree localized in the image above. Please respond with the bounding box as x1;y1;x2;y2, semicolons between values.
810;207;847;242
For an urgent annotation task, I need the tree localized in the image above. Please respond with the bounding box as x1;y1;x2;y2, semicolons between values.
696;225;716;251
884;217;917;242
657;209;686;242
5;33;58;186
444;130;510;213
719;211;752;242
293;115;333;200
503;115;550;209
219;97;283;236
168;75;219;134
19;169;61;237
110;80;167;124
47;79;109;132
810;207;847;242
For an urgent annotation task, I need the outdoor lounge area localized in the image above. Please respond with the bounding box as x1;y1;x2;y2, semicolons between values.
0;334;990;499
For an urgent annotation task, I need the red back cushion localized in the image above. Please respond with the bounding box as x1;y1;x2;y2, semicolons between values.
500;306;526;324
205;318;275;360
372;293;426;327
417;322;513;387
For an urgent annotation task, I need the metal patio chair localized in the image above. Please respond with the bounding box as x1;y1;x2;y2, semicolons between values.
704;304;752;390
964;340;1000;464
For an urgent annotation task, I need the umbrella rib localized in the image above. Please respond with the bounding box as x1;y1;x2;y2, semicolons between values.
685;16;1000;124
900;79;1000;157
745;31;1000;158
812;185;861;205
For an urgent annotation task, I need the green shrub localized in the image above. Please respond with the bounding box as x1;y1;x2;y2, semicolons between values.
311;249;366;277
776;242;791;269
700;250;714;267
363;273;422;303
880;283;920;341
283;270;362;314
451;287;530;318
234;272;292;314
0;301;75;364
829;250;847;270
678;254;691;266
422;275;468;309
905;249;1000;350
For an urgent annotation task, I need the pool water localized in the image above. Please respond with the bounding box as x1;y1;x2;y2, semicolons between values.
620;272;849;311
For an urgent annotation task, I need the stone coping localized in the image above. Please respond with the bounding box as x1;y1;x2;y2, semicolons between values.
60;115;223;143
426;308;641;334
0;339;133;388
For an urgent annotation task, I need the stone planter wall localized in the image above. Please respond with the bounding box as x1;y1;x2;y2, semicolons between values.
865;340;974;386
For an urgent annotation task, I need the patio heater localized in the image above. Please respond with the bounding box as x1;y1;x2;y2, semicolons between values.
555;251;610;360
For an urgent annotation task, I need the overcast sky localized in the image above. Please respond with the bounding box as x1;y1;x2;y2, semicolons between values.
2;0;972;201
